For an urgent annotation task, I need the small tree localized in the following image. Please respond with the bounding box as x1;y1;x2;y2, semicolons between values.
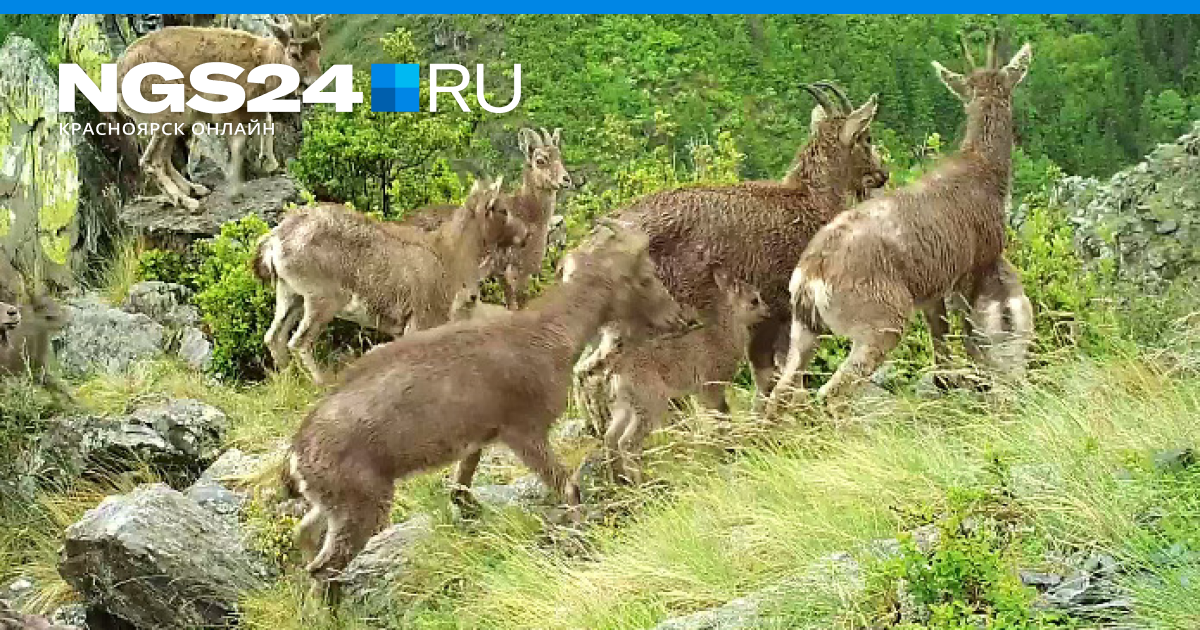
292;28;478;216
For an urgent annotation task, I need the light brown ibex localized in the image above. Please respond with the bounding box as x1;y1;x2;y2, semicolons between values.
574;83;886;421
403;128;572;308
0;296;72;400
116;15;327;210
283;222;683;603
603;267;769;484
768;37;1034;410
253;177;523;385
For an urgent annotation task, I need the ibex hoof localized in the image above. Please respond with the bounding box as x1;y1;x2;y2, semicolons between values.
262;158;281;174
192;183;211;197
178;196;201;212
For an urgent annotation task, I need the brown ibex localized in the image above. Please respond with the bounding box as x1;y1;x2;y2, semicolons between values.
603;267;769;484
283;222;683;602
0;296;72;399
403;128;573;308
253;177;523;385
768;37;1034;409
575;83;886;420
116;15;327;210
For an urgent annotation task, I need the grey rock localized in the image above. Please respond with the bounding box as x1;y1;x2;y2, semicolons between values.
118;175;302;252
58;296;165;376
176;327;213;371
1037;553;1132;620
59;483;268;629
122;282;197;327
1152;447;1196;473
1019;570;1063;588
0;598;79;630
473;474;551;509
185;448;272;522
342;514;435;600
1064;121;1200;289
651;596;760;630
49;605;87;629
35;399;227;483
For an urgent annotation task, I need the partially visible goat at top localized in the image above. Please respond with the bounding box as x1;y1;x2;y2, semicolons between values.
768;36;1034;411
116;14;327;210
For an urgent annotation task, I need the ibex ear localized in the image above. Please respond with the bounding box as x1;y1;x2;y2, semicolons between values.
517;128;541;160
809;105;828;136
550;127;562;147
1001;43;1033;89
933;61;970;102
711;266;732;293
839;94;877;146
311;14;329;30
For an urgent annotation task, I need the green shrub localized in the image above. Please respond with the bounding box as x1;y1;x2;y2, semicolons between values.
136;248;190;287
189;216;275;381
855;488;1065;629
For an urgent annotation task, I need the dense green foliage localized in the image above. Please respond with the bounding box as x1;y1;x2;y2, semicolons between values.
325;15;1198;181
137;217;274;380
292;28;476;216
0;14;59;60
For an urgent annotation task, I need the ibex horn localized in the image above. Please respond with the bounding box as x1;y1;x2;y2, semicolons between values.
986;31;999;69
958;32;978;69
801;83;836;116
813;81;852;115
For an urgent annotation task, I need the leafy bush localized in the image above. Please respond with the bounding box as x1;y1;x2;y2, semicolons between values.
855;488;1063;629
189;217;275;381
136;248;189;285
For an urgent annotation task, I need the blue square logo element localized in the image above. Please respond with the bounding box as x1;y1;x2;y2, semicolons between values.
371;64;420;112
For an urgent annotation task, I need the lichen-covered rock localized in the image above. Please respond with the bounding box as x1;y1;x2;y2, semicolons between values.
176;327;213;371
472;474;551;509
57;295;165;376
1064;121;1200;288
58;483;268;629
0;598;80;630
35;399;227;483
0;36;77;291
184;448;272;523
118;175;302;252
342;514;435;601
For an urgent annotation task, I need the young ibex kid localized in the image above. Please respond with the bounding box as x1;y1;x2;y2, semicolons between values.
284;221;683;602
769;37;1034;410
0;296;72;399
603;267;769;484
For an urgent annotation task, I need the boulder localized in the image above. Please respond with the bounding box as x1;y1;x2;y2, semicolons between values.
341;514;435;601
121;281;199;328
57;296;166;376
0;37;77;292
184;448;272;523
0;598;79;630
176;327;213;371
472;474;551;509
35;399;227;484
118;175;302;252
59;484;268;629
1064;121;1200;288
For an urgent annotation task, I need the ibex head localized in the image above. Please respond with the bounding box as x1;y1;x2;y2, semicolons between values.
267;14;329;88
805;82;888;197
933;32;1033;106
518;127;572;191
0;301;19;345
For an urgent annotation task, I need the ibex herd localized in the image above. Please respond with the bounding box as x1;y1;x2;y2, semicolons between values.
47;22;1039;605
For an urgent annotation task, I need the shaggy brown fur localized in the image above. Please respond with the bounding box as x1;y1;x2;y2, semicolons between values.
254;178;523;385
579;84;884;415
0;296;72;399
400;128;572;308
285;223;682;602
769;39;1034;409
116;17;326;210
603;268;769;484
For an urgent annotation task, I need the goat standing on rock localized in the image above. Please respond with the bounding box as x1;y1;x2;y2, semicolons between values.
116;14;327;210
769;37;1034;410
254;177;524;385
284;222;683;602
